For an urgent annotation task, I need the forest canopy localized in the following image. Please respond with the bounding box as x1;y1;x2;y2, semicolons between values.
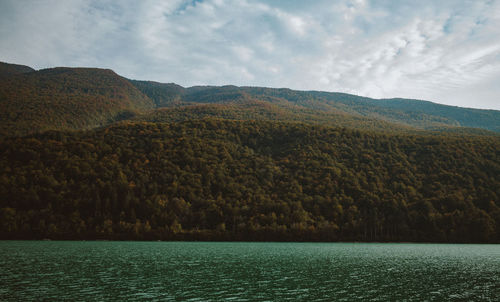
1;120;499;242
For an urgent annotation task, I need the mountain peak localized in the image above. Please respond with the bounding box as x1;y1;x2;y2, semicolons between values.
0;61;35;77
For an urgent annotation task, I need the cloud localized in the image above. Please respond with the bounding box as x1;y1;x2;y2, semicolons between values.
0;0;499;109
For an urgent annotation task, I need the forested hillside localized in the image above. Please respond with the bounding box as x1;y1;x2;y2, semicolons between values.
134;102;496;136
374;98;500;132
0;67;154;137
131;81;500;132
134;100;420;133
128;80;184;107
1;61;499;243
0;62;35;77
1;120;499;242
0;62;498;137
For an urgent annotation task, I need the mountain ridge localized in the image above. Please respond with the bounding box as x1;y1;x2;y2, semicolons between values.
0;61;35;77
0;61;498;137
130;80;500;133
0;64;155;137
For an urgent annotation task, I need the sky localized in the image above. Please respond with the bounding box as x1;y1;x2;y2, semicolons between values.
1;0;499;110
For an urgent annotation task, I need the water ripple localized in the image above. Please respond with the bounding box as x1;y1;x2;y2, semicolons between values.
0;241;499;301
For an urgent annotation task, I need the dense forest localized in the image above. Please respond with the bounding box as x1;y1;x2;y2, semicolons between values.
1;61;499;242
1;120;499;242
0;66;154;137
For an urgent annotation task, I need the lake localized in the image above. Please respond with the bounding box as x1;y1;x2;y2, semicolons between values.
0;241;499;301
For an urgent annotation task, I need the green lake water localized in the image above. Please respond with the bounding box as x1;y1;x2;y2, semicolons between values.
0;241;499;301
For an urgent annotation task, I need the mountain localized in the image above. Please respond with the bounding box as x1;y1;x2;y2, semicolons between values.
0;65;154;137
130;81;500;133
365;97;500;132
0;62;35;77
0;61;499;242
1;119;499;242
0;61;498;137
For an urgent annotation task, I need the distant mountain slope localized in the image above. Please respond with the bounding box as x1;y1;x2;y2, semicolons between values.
130;81;499;133
0;61;497;137
0;67;155;137
0;62;35;77
237;87;500;132
128;80;184;107
374;98;500;132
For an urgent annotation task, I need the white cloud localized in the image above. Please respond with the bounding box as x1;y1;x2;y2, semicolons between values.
0;0;499;109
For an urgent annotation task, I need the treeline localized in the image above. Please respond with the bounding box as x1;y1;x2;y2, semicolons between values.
1;120;499;242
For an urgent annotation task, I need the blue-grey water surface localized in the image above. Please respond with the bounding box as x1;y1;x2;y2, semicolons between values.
0;241;499;301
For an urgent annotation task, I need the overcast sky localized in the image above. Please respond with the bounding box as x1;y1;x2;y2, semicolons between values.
1;0;499;110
